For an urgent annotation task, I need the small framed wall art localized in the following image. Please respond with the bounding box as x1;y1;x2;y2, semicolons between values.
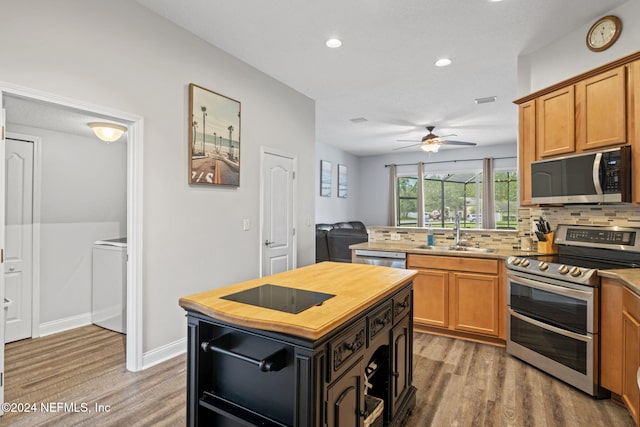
320;160;332;197
189;83;241;186
338;164;348;198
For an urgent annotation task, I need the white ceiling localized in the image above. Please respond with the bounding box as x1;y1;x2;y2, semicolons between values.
135;0;628;156
3;1;628;155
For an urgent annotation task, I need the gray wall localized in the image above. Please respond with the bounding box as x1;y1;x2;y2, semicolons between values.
517;1;640;96
315;143;362;224
0;0;315;354
8;124;127;325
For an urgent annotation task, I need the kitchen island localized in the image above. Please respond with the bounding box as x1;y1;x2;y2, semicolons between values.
179;262;417;427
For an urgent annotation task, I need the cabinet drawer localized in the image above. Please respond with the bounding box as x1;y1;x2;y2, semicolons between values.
328;319;366;381
368;302;393;345
407;254;498;274
393;288;412;322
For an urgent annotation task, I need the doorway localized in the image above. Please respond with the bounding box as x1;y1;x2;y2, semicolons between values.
0;84;144;373
260;147;297;277
4;135;35;343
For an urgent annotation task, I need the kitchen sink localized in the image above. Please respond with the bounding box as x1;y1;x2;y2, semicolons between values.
415;245;497;253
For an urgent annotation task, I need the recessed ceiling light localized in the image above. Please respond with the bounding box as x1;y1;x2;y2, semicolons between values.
435;58;452;67
325;38;342;48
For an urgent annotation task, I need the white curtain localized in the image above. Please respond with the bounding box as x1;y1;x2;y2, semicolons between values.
417;162;425;228
482;157;495;229
388;164;398;226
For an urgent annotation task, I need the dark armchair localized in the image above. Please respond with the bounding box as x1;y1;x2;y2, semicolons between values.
316;221;368;263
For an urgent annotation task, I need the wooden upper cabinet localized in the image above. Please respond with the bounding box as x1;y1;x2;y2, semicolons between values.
537;85;575;157
518;100;536;205
576;66;627;152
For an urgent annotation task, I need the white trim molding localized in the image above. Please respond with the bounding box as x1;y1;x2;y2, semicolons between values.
39;313;92;337
142;337;186;370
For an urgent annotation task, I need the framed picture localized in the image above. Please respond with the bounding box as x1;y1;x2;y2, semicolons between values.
338;164;348;198
320;160;332;197
189;83;241;186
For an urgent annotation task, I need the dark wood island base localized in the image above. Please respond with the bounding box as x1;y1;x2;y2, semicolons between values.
180;262;418;427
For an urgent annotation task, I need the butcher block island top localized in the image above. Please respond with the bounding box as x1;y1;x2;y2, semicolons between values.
179;261;417;340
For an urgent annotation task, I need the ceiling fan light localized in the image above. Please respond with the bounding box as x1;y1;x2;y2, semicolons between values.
88;122;127;143
420;144;439;153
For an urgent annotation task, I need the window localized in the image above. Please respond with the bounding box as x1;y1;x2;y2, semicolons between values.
397;177;418;227
396;169;517;229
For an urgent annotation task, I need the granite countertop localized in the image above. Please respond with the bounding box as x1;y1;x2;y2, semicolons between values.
350;241;537;260
179;262;416;341
599;269;640;295
350;241;640;294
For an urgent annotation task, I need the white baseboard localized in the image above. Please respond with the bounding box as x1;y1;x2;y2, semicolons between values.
39;312;92;337
142;337;187;369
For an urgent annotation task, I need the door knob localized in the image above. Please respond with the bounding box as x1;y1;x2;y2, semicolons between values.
9;266;15;272
265;240;274;247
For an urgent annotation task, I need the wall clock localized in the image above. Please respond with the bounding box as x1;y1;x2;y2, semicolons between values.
586;15;622;52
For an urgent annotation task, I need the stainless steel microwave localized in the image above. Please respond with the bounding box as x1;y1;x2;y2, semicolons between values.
531;146;631;204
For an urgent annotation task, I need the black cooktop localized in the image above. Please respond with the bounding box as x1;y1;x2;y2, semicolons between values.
221;284;335;314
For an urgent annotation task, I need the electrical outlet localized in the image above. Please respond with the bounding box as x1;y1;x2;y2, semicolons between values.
243;219;250;231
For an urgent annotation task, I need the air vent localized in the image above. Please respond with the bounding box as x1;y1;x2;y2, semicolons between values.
475;96;497;104
349;117;368;123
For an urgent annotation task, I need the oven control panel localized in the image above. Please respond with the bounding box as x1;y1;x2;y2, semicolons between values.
555;224;640;252
565;228;635;245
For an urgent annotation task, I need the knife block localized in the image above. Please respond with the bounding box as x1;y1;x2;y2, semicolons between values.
537;232;557;254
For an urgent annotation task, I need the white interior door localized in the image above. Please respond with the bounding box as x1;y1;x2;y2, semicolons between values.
261;150;295;276
1;106;7;411
4;137;33;343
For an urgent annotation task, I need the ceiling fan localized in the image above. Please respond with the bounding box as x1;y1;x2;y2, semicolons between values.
394;126;477;152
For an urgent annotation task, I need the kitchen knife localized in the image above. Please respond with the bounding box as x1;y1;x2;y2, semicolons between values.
535;231;547;241
545;221;551;233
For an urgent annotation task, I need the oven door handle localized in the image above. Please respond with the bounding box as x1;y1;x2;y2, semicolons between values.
509;309;592;343
507;273;593;300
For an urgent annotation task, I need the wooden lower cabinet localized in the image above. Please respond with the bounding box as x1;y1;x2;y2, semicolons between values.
408;254;504;343
623;311;640;424
601;277;640;426
413;270;448;328
451;272;500;337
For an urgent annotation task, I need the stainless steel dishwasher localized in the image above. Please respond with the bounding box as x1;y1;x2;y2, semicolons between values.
353;249;406;268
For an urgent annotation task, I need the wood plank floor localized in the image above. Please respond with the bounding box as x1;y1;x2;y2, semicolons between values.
1;326;635;426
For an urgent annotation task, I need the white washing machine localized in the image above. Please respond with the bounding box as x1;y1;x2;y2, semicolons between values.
92;238;127;334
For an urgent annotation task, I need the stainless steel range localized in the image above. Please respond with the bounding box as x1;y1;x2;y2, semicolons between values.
506;224;640;396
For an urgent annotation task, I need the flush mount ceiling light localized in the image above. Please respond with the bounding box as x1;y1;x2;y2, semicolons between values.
88;122;127;143
325;38;342;48
434;58;452;67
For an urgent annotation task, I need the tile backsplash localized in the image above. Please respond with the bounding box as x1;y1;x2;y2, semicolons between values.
368;204;640;251
520;204;640;242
